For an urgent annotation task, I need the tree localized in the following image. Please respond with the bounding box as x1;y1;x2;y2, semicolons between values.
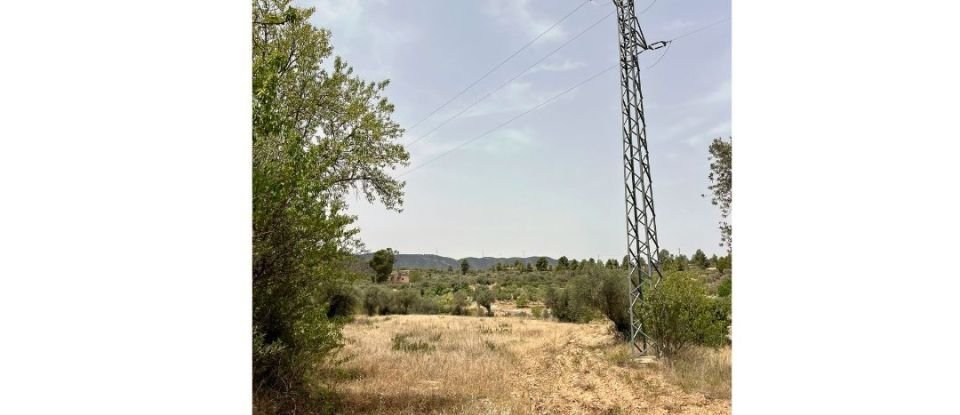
535;257;549;271
557;256;569;270
474;286;495;316
640;272;731;357
691;249;708;269
716;254;732;275
460;258;469;275
369;248;396;283
622;255;630;270
252;0;409;406
524;263;534;273
570;259;579;269
447;265;453;273
706;137;732;253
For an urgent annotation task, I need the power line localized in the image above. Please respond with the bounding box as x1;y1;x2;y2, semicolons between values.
645;39;672;69
404;0;591;133
638;0;658;15
398;15;730;177
406;10;616;147
669;16;730;42
399;63;618;177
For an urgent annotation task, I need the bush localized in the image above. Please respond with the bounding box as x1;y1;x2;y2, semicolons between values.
391;334;434;353
362;286;397;316
590;267;631;339
546;276;596;323
717;277;731;297
474;286;495;316
451;290;469;315
640;272;731;357
324;283;360;319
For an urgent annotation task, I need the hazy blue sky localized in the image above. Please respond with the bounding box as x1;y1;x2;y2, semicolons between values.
300;0;731;260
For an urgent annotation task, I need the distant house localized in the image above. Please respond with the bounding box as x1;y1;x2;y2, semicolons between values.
388;269;410;284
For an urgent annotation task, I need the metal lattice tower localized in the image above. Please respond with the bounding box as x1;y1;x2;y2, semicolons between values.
614;0;666;354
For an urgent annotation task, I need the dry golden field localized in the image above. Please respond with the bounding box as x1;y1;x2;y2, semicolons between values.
319;314;730;414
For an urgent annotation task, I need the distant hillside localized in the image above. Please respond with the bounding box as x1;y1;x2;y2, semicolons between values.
357;253;557;270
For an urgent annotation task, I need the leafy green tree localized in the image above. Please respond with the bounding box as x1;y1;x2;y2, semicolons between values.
622;255;630;270
369;248;396;283
535;257;549;271
252;0;408;405
575;267;630;338
716;254;732;274
524;262;534;273
640;272;731;357
513;259;522;271
451;290;469;315
474;286;495;316
692;249;709;269
570;259;579;269
717;277;732;297
460;258;469;275
557;256;569;270
710;254;719;268
706;137;732;252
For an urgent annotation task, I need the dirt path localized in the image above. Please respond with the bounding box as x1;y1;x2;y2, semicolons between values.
328;315;729;414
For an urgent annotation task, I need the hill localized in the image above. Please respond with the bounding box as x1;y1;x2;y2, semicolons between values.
357;253;557;270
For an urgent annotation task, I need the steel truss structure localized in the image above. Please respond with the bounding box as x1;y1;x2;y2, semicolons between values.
614;0;667;354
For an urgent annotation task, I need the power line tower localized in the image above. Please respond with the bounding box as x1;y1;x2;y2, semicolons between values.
614;0;667;354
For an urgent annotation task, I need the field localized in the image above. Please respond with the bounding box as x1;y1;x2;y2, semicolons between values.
321;314;730;414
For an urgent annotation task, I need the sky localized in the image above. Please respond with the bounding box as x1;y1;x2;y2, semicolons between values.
298;0;731;260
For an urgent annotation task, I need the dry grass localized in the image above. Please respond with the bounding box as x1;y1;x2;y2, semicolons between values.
319;314;730;414
661;346;732;400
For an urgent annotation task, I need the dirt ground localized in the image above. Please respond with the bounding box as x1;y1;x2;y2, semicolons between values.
322;314;730;414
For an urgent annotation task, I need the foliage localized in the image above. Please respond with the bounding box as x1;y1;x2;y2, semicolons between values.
715;254;731;274
252;0;409;405
557;256;569;270
707;137;732;252
324;282;360;319
640;272;731;357
691;249;709;269
460;259;469;275
546;276;597;323
369;248;397;283
535;257;549;271
717;277;732;297
590;267;631;339
451;290;470;315
474;286;495;316
391;333;434;353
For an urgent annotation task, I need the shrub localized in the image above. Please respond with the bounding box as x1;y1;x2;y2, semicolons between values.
516;290;529;308
451;290;470;315
640;272;731;357
362;286;397;316
547;276;596;323
531;305;544;319
717;277;731;297
324;283;360;319
397;289;420;314
590;267;631;339
475;286;495;316
391;334;434;353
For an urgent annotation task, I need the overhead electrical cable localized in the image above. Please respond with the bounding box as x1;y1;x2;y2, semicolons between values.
404;0;592;133
398;16;732;177
406;10;616;147
399;63;619;177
